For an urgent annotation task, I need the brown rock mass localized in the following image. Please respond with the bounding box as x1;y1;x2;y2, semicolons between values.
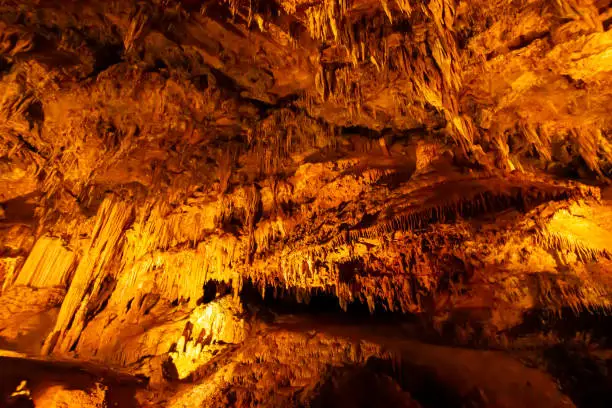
0;0;611;407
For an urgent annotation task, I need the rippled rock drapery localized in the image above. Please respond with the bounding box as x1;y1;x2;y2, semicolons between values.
0;0;611;406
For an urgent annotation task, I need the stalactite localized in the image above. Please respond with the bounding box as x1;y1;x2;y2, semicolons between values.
304;0;348;43
534;230;611;263
254;218;288;253
13;236;75;289
119;233;241;309
124;8;149;53
569;127;612;177
248;232;442;315
42;196;134;355
351;182;595;240
0;257;23;294
395;0;412;17
217;148;234;195
520;122;552;161
534;272;611;314
381;0;394;24
244;185;261;262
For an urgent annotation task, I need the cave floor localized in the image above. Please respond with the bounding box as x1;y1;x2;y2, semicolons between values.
3;312;604;408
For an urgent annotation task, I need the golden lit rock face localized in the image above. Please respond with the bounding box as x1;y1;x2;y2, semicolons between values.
0;0;611;406
34;383;107;408
168;296;249;379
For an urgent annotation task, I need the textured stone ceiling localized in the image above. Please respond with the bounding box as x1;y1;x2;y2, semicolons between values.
0;0;611;407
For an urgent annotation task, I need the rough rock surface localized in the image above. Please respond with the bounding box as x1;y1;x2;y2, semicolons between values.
0;0;611;406
33;383;107;408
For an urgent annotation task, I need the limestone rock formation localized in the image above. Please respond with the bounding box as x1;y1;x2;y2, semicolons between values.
0;0;611;407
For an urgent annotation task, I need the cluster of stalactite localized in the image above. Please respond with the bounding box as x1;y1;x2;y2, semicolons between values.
9;236;75;289
240;182;606;314
533;272;611;314
1;161;609;366
249;109;338;177
534;230;612;264
350;181;598;240
41;198;134;354
0;2;610;389
303;0;475;149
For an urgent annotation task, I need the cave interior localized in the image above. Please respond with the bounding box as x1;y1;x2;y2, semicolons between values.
0;0;612;407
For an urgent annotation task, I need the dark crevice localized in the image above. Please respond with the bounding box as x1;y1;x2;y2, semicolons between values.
240;278;418;324
69;41;125;81
486;31;550;60
90;43;124;76
507;308;612;346
543;344;612;408
0;56;13;75
340;125;381;139
16;134;45;158
198;280;232;305
25;100;44;127
365;357;465;408
503;308;612;408
308;356;471;408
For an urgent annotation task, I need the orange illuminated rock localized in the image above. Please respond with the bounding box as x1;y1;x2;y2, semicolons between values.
0;0;610;406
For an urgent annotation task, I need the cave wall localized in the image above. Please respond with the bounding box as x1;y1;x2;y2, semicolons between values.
0;0;611;387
